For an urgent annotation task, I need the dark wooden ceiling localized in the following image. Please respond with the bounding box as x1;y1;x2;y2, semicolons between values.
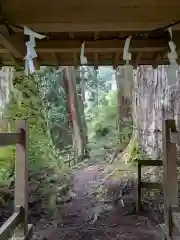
0;0;180;68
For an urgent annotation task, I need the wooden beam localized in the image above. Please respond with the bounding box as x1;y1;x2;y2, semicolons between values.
113;52;121;69
140;182;162;189
15;120;28;236
69;32;75;39
2;56;174;67
34;39;168;53
162;118;178;237
158;47;180;65
176;48;180;64
138;160;162;166
0;38;169;54
0;48;10;54
51;52;59;67
94;32;99;40
94;52;98;69
73;52;78;67
11;55;22;70
0;34;24;58
3;22;180;33
0;132;21;146
133;52;142;68
152;52;162;68
0;58;171;67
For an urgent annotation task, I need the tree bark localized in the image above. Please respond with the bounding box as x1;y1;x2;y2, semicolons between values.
64;66;88;158
115;66;133;132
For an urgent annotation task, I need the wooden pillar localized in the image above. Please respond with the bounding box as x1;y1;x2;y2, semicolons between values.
15;120;28;236
162;117;178;237
136;161;141;212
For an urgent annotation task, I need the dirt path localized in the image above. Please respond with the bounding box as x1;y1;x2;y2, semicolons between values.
32;156;163;240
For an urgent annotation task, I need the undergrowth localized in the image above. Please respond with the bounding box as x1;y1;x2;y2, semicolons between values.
0;72;72;215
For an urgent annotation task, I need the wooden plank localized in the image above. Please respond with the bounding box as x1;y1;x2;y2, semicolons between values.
134;52;142;69
0;132;21;146
0;57;172;67
51;52;59;68
0;34;24;59
4;0;180;9
0;207;22;240
152;52;162;69
0;22;179;33
162;118;178;238
2;22;180;33
138;160;162;166
0;35;168;53
35;39;167;53
72;52;78;68
140;182;162;189
94;52;98;70
113;52;121;69
2;1;180;28
10;55;22;70
94;32;99;41
15;120;28;236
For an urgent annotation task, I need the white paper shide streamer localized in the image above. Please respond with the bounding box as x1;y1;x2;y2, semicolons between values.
122;36;133;97
80;42;88;65
24;26;46;75
123;36;132;64
167;27;178;85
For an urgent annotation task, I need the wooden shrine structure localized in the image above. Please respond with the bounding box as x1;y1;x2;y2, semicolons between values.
0;0;180;68
1;1;180;239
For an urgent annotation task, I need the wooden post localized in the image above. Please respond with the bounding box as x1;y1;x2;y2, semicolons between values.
14;120;28;236
136;161;141;212
162;117;178;237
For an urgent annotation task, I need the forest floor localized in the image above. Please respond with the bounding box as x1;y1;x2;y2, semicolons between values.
31;142;164;240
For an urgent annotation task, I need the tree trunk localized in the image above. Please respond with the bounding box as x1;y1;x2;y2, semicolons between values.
64;66;88;158
115;66;133;132
52;69;72;149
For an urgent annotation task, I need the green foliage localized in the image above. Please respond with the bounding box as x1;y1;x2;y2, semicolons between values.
123;136;146;164
88;90;117;139
0;72;64;182
38;67;70;149
0;146;15;182
128;141;142;163
117;123;133;143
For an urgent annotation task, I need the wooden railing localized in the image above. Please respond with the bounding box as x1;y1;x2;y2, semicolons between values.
0;120;33;240
63;149;77;167
136;118;180;239
136;159;162;212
